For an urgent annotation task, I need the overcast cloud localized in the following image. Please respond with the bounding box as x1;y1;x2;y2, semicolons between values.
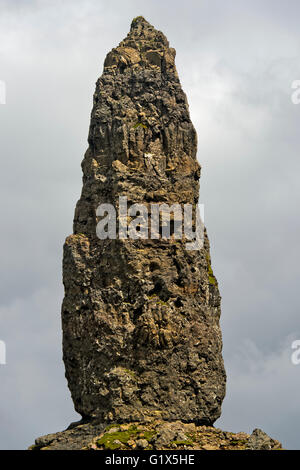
0;0;299;449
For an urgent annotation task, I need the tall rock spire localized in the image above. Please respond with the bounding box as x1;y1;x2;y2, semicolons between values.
62;17;226;425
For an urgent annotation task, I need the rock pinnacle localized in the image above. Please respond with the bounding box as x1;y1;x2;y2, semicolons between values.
62;17;226;425
30;18;283;452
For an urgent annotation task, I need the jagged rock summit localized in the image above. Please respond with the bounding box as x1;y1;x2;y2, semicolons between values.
31;17;282;451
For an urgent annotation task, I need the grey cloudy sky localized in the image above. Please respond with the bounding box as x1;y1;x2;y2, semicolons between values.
0;0;299;449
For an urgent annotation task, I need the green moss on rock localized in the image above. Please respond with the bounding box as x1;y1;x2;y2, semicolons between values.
141;430;156;441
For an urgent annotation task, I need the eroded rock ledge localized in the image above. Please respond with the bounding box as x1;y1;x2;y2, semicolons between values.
30;17;283;452
30;420;282;451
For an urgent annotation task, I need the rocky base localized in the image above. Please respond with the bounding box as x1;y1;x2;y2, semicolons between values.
30;420;282;451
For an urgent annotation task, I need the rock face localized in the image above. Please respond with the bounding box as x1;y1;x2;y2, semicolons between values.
30;421;282;451
61;16;226;425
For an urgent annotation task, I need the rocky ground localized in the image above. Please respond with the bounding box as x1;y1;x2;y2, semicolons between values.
29;420;282;451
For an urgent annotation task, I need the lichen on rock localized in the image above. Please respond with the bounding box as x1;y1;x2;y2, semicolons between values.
61;15;226;425
30;420;282;451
